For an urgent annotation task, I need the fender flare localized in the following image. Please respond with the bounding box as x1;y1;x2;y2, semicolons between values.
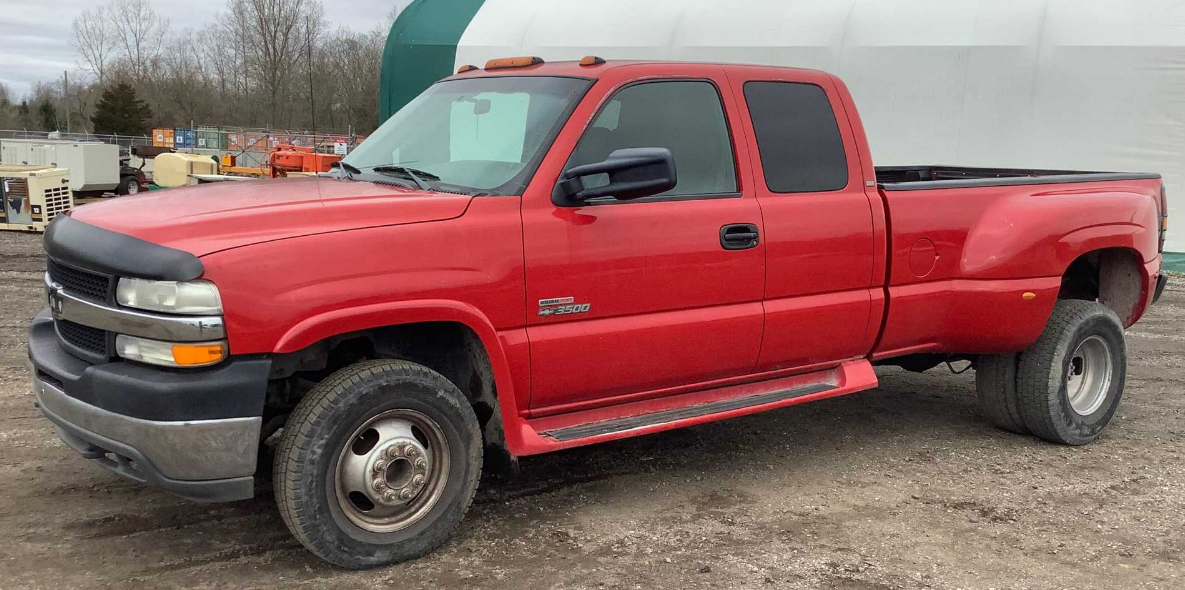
1054;222;1151;272
273;300;526;451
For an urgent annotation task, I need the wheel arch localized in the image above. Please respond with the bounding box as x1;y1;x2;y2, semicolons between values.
272;300;524;461
1057;245;1148;327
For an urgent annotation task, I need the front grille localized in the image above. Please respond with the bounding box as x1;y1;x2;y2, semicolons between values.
47;259;111;303
56;319;109;357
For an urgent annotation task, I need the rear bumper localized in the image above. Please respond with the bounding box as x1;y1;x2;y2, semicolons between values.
34;376;257;502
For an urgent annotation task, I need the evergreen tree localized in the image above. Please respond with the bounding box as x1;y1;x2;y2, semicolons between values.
37;100;58;131
91;82;152;135
17;100;33;129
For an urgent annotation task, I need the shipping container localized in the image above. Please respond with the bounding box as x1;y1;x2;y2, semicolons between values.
226;132;245;152
196;129;224;150
173;128;196;149
153;128;174;148
244;132;268;152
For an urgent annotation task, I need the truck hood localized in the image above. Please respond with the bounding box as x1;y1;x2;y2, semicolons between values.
68;176;473;256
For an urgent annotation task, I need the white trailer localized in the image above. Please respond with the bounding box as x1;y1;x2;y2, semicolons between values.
0;139;120;196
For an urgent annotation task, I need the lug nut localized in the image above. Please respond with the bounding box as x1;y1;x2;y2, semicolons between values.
372;479;386;491
383;491;398;504
399;488;413;500
373;459;387;472
412;475;425;487
415;458;427;470
386;445;401;458
406;447;420;458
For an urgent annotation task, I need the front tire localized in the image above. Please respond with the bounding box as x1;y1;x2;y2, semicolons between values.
274;360;482;568
1016;300;1127;445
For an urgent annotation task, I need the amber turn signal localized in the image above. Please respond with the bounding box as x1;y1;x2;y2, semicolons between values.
171;343;227;366
484;56;543;69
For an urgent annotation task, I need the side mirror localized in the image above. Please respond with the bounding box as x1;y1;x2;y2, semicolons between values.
553;147;677;204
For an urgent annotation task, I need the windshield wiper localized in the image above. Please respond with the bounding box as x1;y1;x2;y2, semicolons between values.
330;161;361;179
371;165;439;191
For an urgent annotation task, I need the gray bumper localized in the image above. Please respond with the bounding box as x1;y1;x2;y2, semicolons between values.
33;374;259;502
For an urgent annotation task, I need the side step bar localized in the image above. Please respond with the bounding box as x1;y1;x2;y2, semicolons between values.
543;382;835;442
511;359;879;455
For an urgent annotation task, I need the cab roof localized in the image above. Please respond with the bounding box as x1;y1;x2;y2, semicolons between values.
444;57;826;81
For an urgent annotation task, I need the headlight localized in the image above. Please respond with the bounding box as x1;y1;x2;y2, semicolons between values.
116;278;222;315
115;334;227;367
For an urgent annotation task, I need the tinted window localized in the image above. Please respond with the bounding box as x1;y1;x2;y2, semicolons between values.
744;82;848;193
568;81;737;197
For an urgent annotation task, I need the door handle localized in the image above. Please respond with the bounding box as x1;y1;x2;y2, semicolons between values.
720;224;760;250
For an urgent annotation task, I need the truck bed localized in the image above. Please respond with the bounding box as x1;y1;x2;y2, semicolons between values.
876;165;1160;191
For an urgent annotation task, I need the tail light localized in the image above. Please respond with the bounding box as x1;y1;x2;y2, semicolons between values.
1160;185;1168;253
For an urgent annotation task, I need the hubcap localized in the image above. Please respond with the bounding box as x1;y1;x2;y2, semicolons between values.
127;182;139;194
1066;335;1113;416
334;409;449;532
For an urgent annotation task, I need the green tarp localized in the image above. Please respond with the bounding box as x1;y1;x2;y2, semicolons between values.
379;0;488;123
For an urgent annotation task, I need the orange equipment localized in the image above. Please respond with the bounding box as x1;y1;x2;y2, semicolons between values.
268;144;342;178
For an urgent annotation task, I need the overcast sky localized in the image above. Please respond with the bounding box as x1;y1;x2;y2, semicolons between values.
0;0;407;100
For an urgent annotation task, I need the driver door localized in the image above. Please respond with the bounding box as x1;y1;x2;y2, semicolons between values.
521;65;765;412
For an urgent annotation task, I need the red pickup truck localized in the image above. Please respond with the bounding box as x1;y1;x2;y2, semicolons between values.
31;59;1169;568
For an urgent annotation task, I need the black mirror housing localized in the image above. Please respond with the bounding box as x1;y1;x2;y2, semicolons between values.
553;147;677;205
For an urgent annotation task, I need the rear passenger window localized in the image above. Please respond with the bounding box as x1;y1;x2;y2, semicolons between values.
744;82;848;193
568;81;737;198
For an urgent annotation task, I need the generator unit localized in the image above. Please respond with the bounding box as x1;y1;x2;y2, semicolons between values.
0;140;119;196
0;165;73;232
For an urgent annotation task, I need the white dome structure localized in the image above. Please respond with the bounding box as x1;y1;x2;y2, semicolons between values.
447;0;1185;255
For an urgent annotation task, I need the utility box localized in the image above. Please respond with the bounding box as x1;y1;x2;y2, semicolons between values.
0;165;73;232
0;140;119;196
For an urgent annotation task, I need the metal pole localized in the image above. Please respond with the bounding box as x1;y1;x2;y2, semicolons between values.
307;15;315;150
63;71;70;133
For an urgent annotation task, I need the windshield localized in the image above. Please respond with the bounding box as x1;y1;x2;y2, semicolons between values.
344;76;592;195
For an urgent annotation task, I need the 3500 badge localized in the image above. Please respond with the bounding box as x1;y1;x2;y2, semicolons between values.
538;297;591;317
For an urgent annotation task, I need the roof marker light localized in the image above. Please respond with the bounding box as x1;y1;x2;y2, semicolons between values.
579;55;606;66
484;56;544;69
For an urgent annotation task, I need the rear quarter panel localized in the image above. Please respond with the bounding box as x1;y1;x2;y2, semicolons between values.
874;178;1161;357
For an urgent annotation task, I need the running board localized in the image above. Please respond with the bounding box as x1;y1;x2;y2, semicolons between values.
543;382;835;441
511;359;879;455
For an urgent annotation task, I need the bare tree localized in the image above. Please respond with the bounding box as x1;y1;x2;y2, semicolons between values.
226;0;325;126
54;0;391;134
72;6;116;87
108;0;169;82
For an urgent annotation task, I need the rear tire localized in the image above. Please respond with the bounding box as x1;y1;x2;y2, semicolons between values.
1016;300;1126;445
975;353;1028;434
117;176;139;195
274;360;482;569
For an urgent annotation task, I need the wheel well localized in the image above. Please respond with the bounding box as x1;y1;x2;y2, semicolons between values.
266;321;511;462
1059;247;1143;326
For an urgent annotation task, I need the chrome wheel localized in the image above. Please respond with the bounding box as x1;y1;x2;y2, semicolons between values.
126;181;139;195
334;409;449;533
1066;335;1113;416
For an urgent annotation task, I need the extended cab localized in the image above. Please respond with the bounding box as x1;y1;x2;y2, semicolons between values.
30;59;1170;568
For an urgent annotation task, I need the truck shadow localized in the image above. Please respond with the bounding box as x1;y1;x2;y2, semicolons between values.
65;368;992;575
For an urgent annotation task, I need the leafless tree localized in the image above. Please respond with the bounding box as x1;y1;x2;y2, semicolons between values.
71;6;115;87
108;0;169;82
51;0;393;134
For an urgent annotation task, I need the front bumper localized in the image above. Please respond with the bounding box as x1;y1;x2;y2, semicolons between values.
29;311;270;502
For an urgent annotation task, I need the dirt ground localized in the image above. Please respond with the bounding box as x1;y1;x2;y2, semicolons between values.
1;230;1182;590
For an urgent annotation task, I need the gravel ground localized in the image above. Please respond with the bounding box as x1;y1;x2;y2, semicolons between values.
0;229;1182;589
